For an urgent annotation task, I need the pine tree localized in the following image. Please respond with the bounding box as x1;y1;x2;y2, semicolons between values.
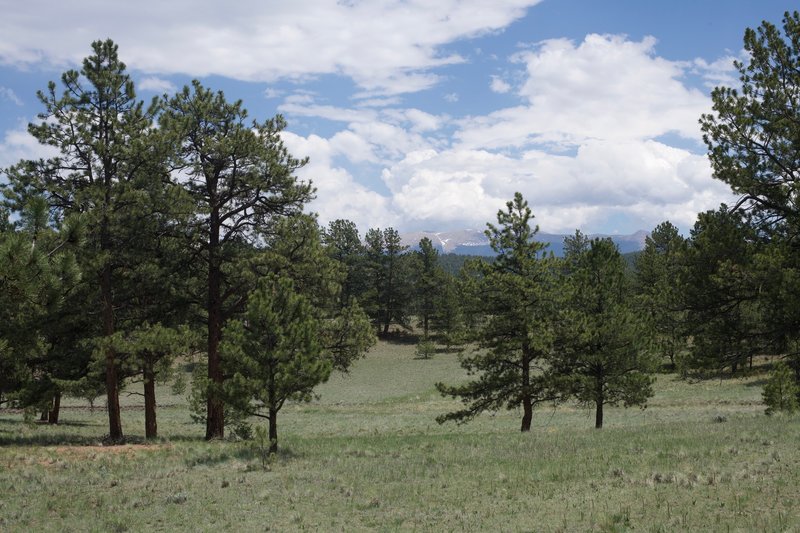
221;217;374;453
556;236;654;429
364;227;410;336
635;221;688;369
0;196;84;416
700;11;800;383
322;219;369;308
222;275;324;454
430;272;465;351
700;11;800;234
160;81;313;439
412;237;443;339
681;207;769;375
436;193;557;432
763;361;799;415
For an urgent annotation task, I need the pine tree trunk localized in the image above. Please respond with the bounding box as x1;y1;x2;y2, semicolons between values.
206;210;225;440
48;391;61;424
269;407;278;454
102;261;124;443
521;344;532;432
40;409;48;422
521;396;533;432
595;399;604;429
144;362;157;439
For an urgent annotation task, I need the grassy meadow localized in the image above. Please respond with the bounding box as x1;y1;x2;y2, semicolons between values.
1;340;799;532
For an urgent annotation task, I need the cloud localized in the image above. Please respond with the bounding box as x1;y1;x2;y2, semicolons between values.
138;77;176;94
263;87;284;99
355;96;403;108
279;100;377;124
0;122;59;172
692;55;740;89
457;34;711;150
0;87;23;106
0;0;541;95
0;8;738;236
490;75;511;93
381;140;735;233
280;131;397;231
278;98;442;163
383;108;445;132
271;32;737;234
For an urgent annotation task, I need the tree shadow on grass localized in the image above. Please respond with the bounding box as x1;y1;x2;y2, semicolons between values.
184;441;302;468
679;364;772;384
0;415;103;445
744;378;769;388
379;330;420;345
0;416;201;447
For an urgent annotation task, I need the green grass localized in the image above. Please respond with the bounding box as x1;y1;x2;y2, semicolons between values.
1;342;799;531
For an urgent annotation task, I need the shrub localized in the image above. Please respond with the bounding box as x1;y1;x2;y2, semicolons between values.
415;338;436;359
763;362;799;415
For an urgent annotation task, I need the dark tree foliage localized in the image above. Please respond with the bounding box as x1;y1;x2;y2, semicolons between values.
222;217;374;453
364;227;411;336
430;272;466;351
680;207;772;375
0;198;83;415
322;219;369;308
411;237;443;338
634;221;688;369
222;275;324;454
437;253;491;276
555;235;654;429
700;11;800;381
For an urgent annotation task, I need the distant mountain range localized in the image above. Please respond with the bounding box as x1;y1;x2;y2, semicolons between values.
401;229;649;257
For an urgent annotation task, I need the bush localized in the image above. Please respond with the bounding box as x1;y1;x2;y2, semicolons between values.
763;362;799;415
251;425;275;469
415;338;436;359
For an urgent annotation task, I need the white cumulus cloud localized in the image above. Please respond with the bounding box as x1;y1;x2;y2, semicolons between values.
0;122;59;172
381;140;734;233
0;0;541;95
280;130;398;231
138;77;177;94
457;34;711;150
490;75;511;93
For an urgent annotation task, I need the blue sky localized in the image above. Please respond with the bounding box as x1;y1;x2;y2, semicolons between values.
0;1;792;235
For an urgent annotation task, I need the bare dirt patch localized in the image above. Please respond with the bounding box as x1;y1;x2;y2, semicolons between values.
10;444;173;468
53;443;170;458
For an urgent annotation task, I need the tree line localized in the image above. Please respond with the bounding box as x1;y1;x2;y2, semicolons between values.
2;11;800;443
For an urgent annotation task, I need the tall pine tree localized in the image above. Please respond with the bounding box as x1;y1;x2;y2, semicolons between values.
556;235;653;429
160;81;313;439
437;193;557;432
